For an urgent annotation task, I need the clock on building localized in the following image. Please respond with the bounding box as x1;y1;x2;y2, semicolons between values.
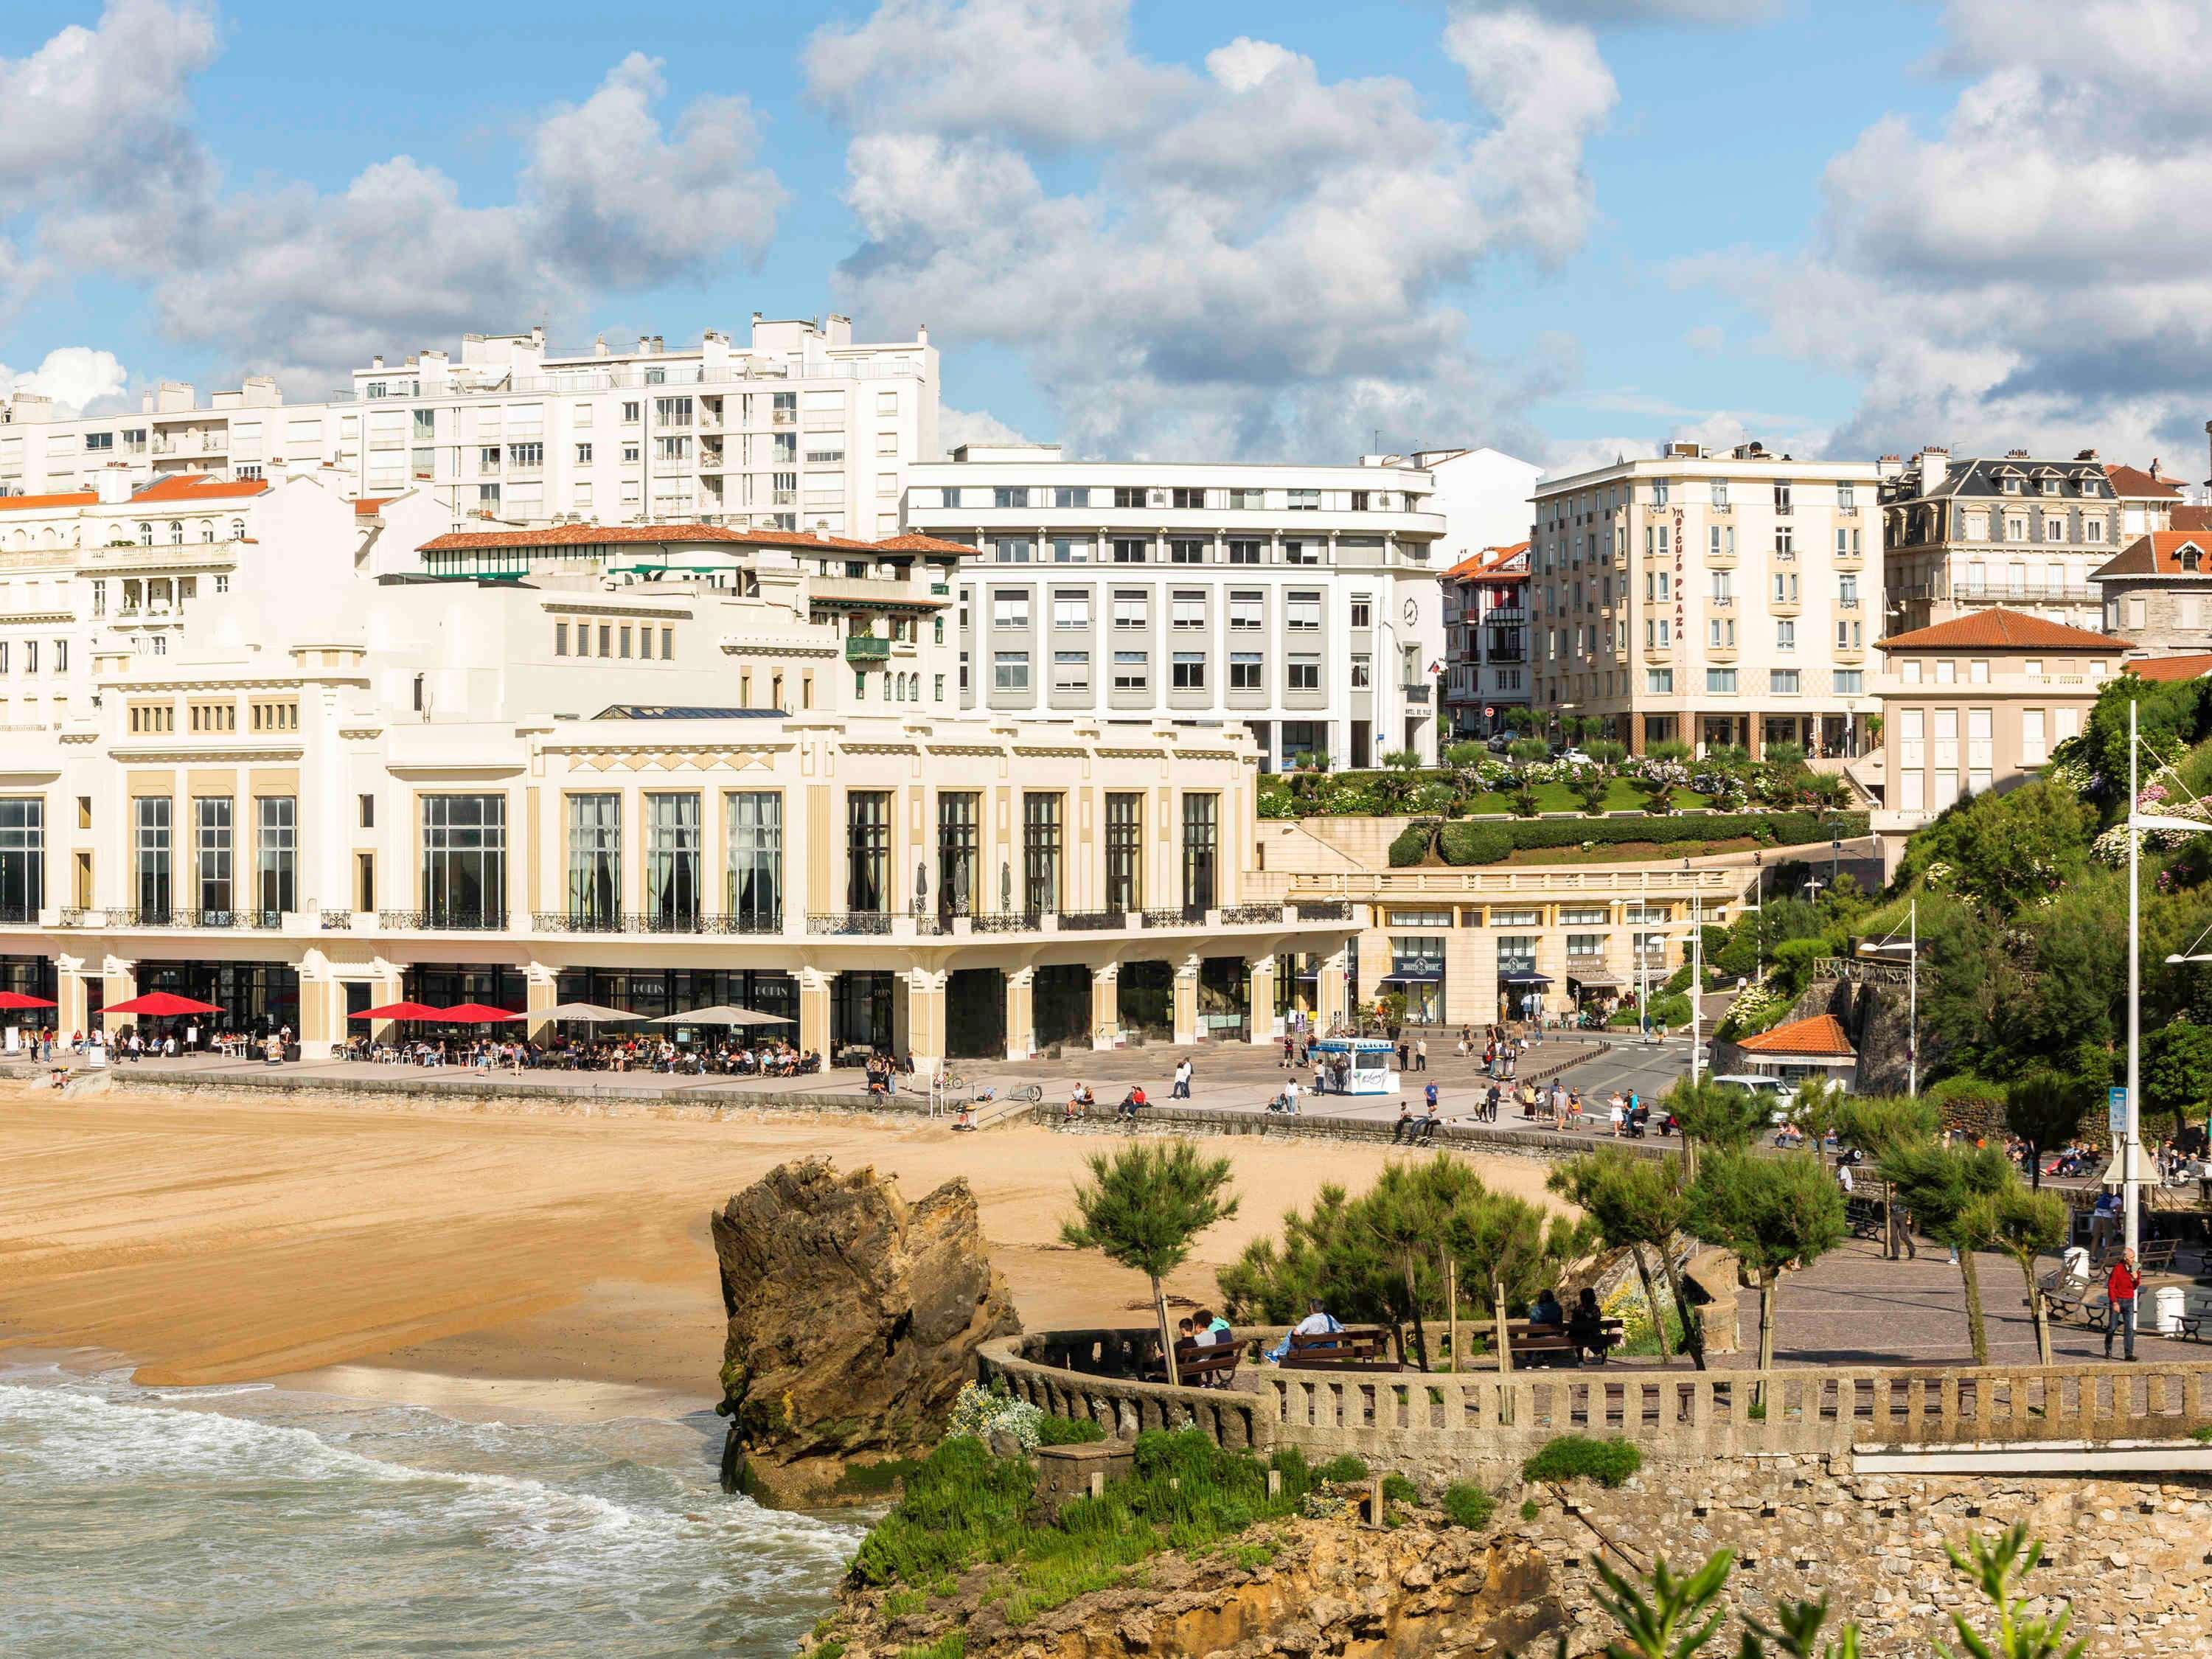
1404;597;1418;626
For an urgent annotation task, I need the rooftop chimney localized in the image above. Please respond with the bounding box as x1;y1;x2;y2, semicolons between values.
371;355;384;371
94;464;133;505
2076;449;2100;462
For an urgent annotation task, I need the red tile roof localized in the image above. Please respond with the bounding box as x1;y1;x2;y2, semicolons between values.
419;523;880;553
1877;608;2125;653
870;533;981;556
1443;541;1531;582
2126;653;2212;684
1735;1013;1856;1058
355;498;393;517
130;473;271;502
2173;505;2212;534
2104;464;2183;500
0;490;97;513
2089;530;2212;581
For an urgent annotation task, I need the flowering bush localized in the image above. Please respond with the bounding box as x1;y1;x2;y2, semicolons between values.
945;1381;1047;1452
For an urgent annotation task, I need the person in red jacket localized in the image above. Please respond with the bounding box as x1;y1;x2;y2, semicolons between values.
2105;1246;2141;1362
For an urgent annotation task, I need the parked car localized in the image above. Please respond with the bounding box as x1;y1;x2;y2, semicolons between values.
1711;1072;1797;1122
1553;746;1596;767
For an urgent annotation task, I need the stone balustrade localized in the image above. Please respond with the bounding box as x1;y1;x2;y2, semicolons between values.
980;1328;2212;1480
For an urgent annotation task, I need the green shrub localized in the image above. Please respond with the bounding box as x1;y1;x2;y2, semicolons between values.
1437;820;1513;866
1442;1482;1495;1530
1035;1415;1107;1447
1522;1435;1642;1489
1518;1498;1540;1522
1315;1453;1370;1484
1387;824;1433;867
1382;1472;1418;1504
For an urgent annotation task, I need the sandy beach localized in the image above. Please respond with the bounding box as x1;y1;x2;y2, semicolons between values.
0;1083;1559;1414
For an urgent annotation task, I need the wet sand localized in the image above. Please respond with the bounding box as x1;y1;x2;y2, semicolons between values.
0;1085;1560;1413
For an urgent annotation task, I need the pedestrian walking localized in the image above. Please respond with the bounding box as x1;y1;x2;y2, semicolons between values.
2105;1246;2141;1362
1415;1037;1427;1072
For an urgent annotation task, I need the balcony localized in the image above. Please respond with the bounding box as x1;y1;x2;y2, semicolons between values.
108;907;282;929
807;911;893;936
844;634;892;663
378;908;506;931
531;910;784;935
1221;902;1287;925
1953;582;2097;603
1057;909;1124;931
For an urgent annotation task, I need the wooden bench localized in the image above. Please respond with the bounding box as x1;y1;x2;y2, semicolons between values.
1506;1317;1626;1368
1144;1338;1242;1388
1281;1326;1402;1371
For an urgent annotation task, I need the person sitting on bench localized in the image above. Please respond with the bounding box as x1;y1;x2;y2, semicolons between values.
1567;1287;1608;1361
1266;1298;1344;1362
1118;1084;1149;1120
1528;1288;1565;1330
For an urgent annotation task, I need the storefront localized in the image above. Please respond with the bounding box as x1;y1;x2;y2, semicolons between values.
139;960;301;1037
1382;917;1450;1026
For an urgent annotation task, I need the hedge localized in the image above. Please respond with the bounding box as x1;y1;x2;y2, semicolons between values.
1438;821;1512;866
1387;825;1433;867
1492;810;1864;855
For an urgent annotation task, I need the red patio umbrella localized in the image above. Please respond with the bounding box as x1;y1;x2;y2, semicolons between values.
354;1001;447;1021
439;1003;525;1023
0;992;57;1010
104;992;223;1018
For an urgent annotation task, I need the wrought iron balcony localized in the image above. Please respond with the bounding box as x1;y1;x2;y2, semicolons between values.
320;909;354;931
807;911;892;936
1057;909;1121;931
972;910;1040;933
1220;902;1287;925
1293;900;1353;921
108;907;283;929
0;902;38;925
844;635;892;664
379;908;506;931
532;909;784;935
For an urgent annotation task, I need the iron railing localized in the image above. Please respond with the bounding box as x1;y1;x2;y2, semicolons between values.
532;909;784;935
378;908;505;931
1058;910;1121;931
1220;903;1284;925
972;910;1039;933
807;911;893;936
320;909;354;930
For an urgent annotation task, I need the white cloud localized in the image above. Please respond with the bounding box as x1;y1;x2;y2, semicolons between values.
1;347;131;416
815;2;1616;459
1525;0;1778;20
1;11;787;394
938;405;1032;456
1700;0;2212;462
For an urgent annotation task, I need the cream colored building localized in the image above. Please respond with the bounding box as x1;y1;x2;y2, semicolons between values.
0;503;1352;1066
1869;608;2123;878
1528;442;1882;757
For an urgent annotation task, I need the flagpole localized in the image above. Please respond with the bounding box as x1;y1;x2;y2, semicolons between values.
2126;699;2141;1262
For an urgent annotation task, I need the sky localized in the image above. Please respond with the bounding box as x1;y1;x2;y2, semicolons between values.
2;0;2209;480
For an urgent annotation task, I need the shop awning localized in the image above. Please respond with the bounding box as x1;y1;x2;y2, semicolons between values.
1499;972;1553;987
1568;970;1627;990
1377;971;1444;985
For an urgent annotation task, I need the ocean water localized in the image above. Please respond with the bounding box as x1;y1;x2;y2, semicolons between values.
0;1365;863;1658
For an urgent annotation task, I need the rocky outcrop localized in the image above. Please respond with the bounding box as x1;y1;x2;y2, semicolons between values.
712;1157;1018;1506
815;1512;1564;1659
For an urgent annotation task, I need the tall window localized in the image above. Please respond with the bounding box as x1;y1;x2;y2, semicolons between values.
0;799;43;920
846;790;891;914
726;792;782;929
1105;792;1144;911
254;796;296;919
194;797;233;918
937;791;979;917
135;797;173;921
1023;793;1062;915
421;794;506;927
567;793;621;927
646;793;701;927
1181;793;1219;913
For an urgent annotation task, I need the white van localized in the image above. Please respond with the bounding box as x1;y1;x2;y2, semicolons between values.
1711;1072;1795;1121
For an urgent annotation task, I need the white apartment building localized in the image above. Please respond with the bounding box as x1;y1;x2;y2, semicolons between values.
902;445;1450;771
0;484;1352;1068
1530;442;1884;757
0;316;938;541
1373;447;1543;564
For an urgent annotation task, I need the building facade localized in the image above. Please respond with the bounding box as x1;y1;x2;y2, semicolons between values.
1529;444;1883;757
1869;608;2123;877
1441;543;1529;740
902;445;1450;770
0;495;1352;1068
1879;449;2171;634
2092;530;2212;654
1;316;939;542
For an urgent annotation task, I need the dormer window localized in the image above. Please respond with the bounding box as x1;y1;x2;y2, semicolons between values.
2040;479;2059;495
2081;479;2102;496
2003;478;2023;494
2183;546;2204;574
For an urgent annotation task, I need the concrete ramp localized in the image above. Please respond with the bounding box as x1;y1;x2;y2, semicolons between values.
1854;1438;2212;1476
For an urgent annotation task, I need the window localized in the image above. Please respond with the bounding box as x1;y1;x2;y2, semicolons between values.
1776;620;1795;651
1225;487;1264;510
1226;539;1263;565
0;798;44;920
479;445;502;473
192;796;233;917
1774;525;1794;556
1287;655;1320;691
1350;597;1372;628
1834;669;1863;694
1650;480;1670;507
566;793;621;927
1181;793;1219;911
1229;591;1264;630
85;431;114;453
993;486;1029;509
1287;489;1320;511
1052;487;1089;509
1169;538;1206;565
1052;591;1091;630
726;792;782;928
1112;650;1148;692
1052;650;1091;692
939;487;962;509
1710;569;1732;602
1112;590;1148;629
992;650;1030;692
358;793;375;829
421;795;506;927
1105;793;1143;910
644;793;701;927
846;790;891;914
992;536;1032;563
1113;487;1150;509
1837;481;1855;509
1771;669;1801;695
134;796;172;921
2023;708;2048;766
1230;652;1263;690
1110;537;1148;564
1171;487;1205;510
1706;667;1738;694
1047;536;1090;563
1172;652;1206;690
574;442;593;465
2087;518;2107;543
356;852;375;912
1351;655;1371;688
555;622;569;656
1171;591;1206;630
1023;793;1062;914
510;442;543;468
1286;591;1321;631
991;590;1029;629
1646;668;1674;693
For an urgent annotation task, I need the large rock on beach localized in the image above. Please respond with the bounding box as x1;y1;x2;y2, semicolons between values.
712;1156;1018;1506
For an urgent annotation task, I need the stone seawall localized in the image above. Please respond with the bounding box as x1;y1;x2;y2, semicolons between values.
1037;1099;1674;1166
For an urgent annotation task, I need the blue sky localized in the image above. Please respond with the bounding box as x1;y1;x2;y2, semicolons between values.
3;1;2203;473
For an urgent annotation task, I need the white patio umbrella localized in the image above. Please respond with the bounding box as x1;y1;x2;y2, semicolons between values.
536;1001;639;1023
649;1004;792;1026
